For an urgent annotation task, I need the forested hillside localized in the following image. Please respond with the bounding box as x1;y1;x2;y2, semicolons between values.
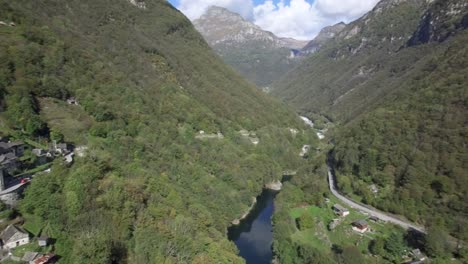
0;0;316;262
272;0;468;260
273;0;429;121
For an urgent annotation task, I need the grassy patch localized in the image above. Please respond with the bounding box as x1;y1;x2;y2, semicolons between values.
14;163;51;177
291;228;330;251
11;242;45;257
22;215;43;237
23;139;48;150
39;98;93;144
289;198;403;256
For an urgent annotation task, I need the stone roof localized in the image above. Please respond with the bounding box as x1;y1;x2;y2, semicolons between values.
0;152;18;165
0;142;23;149
22;251;41;262
352;219;368;228
0;225;28;243
333;204;348;212
38;235;49;241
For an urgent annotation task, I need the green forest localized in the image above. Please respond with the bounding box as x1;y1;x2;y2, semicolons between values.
0;0;466;263
0;0;317;262
270;0;467;262
332;30;468;258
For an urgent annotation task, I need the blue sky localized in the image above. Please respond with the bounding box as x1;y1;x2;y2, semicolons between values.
169;0;379;40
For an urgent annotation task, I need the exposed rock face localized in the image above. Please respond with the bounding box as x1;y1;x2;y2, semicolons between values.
127;0;146;9
301;22;346;54
279;37;310;50
194;6;308;49
193;6;308;86
408;0;468;45
265;180;282;191
272;0;432;121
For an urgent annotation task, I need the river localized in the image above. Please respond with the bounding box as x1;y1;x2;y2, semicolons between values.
227;189;278;264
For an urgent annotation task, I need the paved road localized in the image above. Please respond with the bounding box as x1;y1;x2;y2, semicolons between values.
0;182;29;195
328;166;426;234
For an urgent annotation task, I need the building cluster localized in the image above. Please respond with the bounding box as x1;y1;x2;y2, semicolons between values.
330;203;427;262
331;203;374;233
0;142;25;177
0;139;74;206
0;224;55;263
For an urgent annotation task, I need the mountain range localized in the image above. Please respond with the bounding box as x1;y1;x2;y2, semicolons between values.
193;6;309;87
272;1;468;260
0;0;314;262
0;0;466;263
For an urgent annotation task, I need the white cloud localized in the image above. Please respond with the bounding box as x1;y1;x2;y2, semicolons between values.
177;0;380;40
253;0;380;40
178;0;255;20
315;0;380;17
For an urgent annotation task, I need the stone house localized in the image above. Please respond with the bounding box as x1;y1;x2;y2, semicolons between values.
38;236;49;247
50;141;71;155
0;224;30;249
0;152;20;174
0;142;25;157
351;219;369;233
333;204;349;217
32;149;49;165
22;251;41;264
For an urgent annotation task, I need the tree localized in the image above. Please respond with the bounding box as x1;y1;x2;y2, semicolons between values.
369;237;386;256
340;246;365;264
425;225;448;257
297;213;315;230
50;128;64;143
298;244;334;264
385;232;405;259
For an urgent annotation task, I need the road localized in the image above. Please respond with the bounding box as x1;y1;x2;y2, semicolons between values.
0;182;29;195
327;166;426;234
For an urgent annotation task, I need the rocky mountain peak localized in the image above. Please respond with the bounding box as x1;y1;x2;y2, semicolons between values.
193;6;308;49
203;6;242;19
301;22;346;54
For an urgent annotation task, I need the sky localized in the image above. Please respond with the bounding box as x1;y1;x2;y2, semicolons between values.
167;0;380;40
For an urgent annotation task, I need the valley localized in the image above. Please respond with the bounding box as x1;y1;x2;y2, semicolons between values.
0;0;466;263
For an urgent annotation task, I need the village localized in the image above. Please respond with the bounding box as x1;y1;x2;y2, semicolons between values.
289;196;428;264
0;136;84;263
330;203;427;263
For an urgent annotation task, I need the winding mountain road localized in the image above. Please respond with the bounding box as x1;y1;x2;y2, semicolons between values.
327;166;426;234
298;115;426;233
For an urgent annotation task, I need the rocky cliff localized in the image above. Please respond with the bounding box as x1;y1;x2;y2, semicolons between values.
193;6;308;87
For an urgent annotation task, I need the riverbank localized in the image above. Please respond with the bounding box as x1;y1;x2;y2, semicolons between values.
228;188;278;264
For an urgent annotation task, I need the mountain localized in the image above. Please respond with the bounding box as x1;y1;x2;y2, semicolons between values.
193;6;309;87
272;0;431;120
272;0;468;258
300;22;346;55
0;0;317;262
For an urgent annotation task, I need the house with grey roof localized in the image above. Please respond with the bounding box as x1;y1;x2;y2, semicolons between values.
0;224;30;249
0;152;20;174
32;149;49;165
38;236;50;247
50;141;71;155
0;141;25;157
333;204;349;217
22;251;41;263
